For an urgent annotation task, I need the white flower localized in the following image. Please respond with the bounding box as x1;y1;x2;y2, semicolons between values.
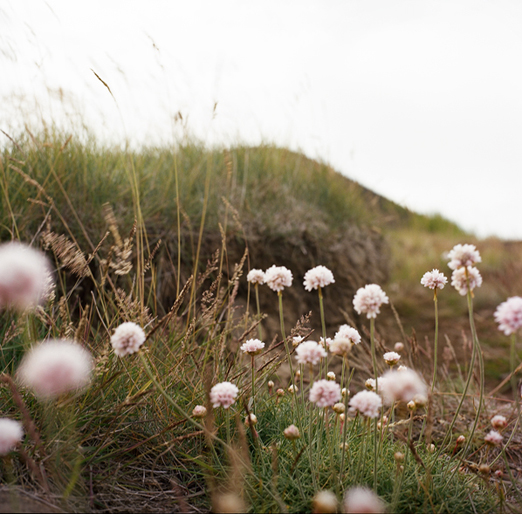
192;405;207;418
448;244;481;270
17;340;93;399
247;269;265;285
329;337;353;357
484;430;503;446
309;379;341;408
353;284;389;319
303;265;335;291
292;336;304;347
421;269;448;290
264;265;293;292
335;325;361;345
209;382;239;409
312;490;338;514
0;419;23;455
451;266;482;296
0;242;53;311
349;390;382;418
494;297;522;335
319;337;332;349
240;338;265;355
295;341;326;365
491;415;508;430
383;351;401;366
379;368;427;406
111;322;146;357
283;424;300;440
343;487;386;513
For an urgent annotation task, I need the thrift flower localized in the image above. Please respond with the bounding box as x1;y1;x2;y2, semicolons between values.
451;267;482;296
353;284;389;319
379;368;427;406
448;244;481;270
0;419;23;455
209;382;238;409
491;415;508;430
240;338;265;355
288;384;298;394
264;265;293;292
330;337;353;357
0;242;53;311
394;342;404;352
383;351;401;366
319;337;332;349
343;487;386;513
303;265;335;291
295;341;326;365
246;269;265;285
244;413;257;427
421;269;448;290
484;430;503;446
111;322;146;357
494;297;522;335
17;339;93;399
309;379;341;408
292;335;304;347
335;325;361;345
283;424;300;440
312;490;338;514
192;405;207;418
327;371;336;381
333;402;345;414
349;390;382;418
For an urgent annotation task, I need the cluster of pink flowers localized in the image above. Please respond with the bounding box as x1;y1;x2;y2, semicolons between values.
0;418;23;455
420;269;448;290
344;487;386;513
349;390;382;418
17;339;93;399
383;351;401;366
111;322;146;357
335;324;361;345
246;269;265;285
379;368;427;405
329;337;353;357
484;430;503;446
295;341;326;365
309;379;341;408
494;297;522;335
303;265;335;291
264;265;293;292
446;244;483;296
240;338;265;355
450;266;482;296
209;382;239;409
491;415;508;430
447;244;481;270
0;242;53;311
353;284;389;319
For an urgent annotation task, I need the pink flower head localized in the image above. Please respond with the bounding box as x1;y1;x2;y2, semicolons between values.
353;284;389;319
264;265;293;292
451;266;482;296
379;368;427;406
0;418;23;455
494;297;522;336
319;337;332;349
247;269;265;285
343;487;386;513
192;405;207;418
283;424;300;440
240;338;265;355
349;390;382;418
335;325;361;345
421;269;448;290
448;244;481;270
17;339;93;399
309;379;341;408
329;337;353;357
209;381;239;409
303;265;335;291
0;242;53;311
383;351;401;366
484;430;503;446
295;341;327;365
491;415;508;430
111;322;146;357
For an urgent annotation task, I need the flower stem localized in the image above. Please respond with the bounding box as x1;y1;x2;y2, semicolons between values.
251;354;256;413
511;333;519;414
431;291;439;393
278;291;295;389
370;318;378;393
255;284;262;340
318;287;327;379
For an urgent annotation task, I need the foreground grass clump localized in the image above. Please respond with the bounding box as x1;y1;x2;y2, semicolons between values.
0;131;519;513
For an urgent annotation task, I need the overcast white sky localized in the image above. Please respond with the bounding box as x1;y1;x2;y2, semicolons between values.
2;0;522;239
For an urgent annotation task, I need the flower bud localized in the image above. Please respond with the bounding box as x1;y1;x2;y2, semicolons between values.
276;388;285;397
268;380;275;390
428;443;435;453
339;413;345;422
407;400;416;411
365;379;376;391
312;490;338;514
288;384;298;394
327;371;336;381
283;424;300;440
456;435;465;445
413;394;427;408
479;464;490;475
339;442;349;450
342;387;349;397
295;369;301;379
332;402;345;414
244;413;257;427
394;342;404;352
192;405;207;418
394;451;405;464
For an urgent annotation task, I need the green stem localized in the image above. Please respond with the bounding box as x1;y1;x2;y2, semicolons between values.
318;287;327;379
370;318;378;394
278;292;295;389
255;284;262;341
511;333;519;414
251;354;256;413
431;291;439;393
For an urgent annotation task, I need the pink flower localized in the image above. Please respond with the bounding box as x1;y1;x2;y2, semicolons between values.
283;424;301;440
451;267;482;296
343;487;386;513
448;244;481;270
264;265;293;292
383;351;401;366
484;430;503;446
303;265;335;291
17;340;93;399
494;297;522;336
491;415;508;430
240;338;265;355
192;405;207;418
353;284;389;319
0;419;23;455
329;337;353;357
0;242;53;311
379;368;427;406
335;325;361;345
309;379;341;408
421;269;448;290
209;382;239;409
349;390;382;418
295;341;327;365
247;269;265;285
111;322;146;357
